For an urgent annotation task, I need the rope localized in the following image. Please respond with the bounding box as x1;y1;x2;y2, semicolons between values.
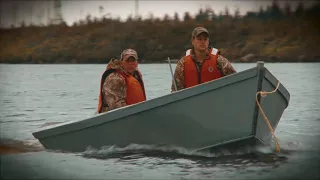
255;81;281;153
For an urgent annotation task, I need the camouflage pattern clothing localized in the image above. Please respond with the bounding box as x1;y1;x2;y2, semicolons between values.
100;58;141;113
171;49;237;92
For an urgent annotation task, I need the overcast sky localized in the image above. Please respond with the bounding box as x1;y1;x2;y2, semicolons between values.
0;0;318;27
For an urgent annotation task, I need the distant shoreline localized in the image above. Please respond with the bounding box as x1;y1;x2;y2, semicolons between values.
1;3;320;65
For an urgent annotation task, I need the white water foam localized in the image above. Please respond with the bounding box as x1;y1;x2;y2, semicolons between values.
81;143;267;159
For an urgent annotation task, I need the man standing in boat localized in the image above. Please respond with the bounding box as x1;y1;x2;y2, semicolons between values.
97;49;146;114
171;26;237;92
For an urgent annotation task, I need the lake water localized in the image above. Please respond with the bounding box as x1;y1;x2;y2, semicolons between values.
0;63;319;179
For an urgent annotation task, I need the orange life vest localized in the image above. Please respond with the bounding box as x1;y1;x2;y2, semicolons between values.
184;48;223;88
118;70;146;105
97;69;146;114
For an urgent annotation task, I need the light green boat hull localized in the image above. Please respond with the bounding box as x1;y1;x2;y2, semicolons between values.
32;62;290;153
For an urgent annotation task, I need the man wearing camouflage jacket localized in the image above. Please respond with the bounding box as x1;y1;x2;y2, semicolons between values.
171;27;237;92
97;49;146;114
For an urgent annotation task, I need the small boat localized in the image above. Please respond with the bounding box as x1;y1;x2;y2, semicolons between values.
32;61;290;153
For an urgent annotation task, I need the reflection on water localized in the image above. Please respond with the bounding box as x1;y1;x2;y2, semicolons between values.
0;139;44;154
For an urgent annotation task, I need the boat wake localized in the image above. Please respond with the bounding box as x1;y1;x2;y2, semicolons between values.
0;137;312;163
81;143;278;160
79;143;293;167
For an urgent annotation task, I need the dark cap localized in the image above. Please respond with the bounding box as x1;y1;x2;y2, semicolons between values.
192;27;209;39
120;49;138;61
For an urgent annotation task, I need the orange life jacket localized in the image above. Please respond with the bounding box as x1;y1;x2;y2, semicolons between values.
117;70;146;105
97;69;146;114
184;48;223;88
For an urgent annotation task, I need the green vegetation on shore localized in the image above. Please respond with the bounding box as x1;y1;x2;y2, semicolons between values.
1;1;319;64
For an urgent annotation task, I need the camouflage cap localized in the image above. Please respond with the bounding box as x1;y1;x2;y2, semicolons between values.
120;49;138;61
192;27;209;39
